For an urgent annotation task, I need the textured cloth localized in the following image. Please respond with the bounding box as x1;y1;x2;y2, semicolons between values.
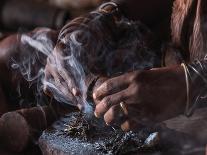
171;0;207;107
171;0;207;61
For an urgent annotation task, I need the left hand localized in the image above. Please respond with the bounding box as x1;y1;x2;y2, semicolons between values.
93;66;186;131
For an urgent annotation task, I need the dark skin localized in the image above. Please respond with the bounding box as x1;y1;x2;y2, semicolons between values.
44;0;189;131
0;34;21;115
93;0;188;131
93;67;186;131
0;28;58;115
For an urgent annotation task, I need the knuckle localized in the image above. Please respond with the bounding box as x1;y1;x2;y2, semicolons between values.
130;84;140;96
128;72;136;82
104;81;113;91
129;71;142;82
110;106;117;114
105;82;110;90
134;84;140;93
120;91;128;100
102;97;111;108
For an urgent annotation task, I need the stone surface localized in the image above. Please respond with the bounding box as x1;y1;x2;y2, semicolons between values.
39;112;160;155
39;110;207;155
164;107;207;144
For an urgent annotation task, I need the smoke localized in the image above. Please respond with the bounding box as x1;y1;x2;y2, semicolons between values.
50;29;94;115
10;28;56;106
12;28;54;81
7;8;207;155
10;11;160;114
10;27;93;115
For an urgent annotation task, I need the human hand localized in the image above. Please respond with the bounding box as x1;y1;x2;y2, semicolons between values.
0;28;58;108
43;9;119;109
93;66;186;131
43;42;82;108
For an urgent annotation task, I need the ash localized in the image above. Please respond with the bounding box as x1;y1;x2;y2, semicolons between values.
61;112;161;155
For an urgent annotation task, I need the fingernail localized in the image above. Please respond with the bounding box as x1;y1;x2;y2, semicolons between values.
94;112;98;118
93;93;97;100
77;104;83;111
106;123;109;126
43;86;47;92
72;88;78;96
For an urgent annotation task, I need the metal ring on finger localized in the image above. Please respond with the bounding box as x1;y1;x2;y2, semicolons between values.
120;101;128;115
116;102;128;126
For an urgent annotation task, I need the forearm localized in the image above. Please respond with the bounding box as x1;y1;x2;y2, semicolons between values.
111;0;174;26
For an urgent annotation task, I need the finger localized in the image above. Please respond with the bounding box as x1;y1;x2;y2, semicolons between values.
46;64;63;86
94;90;128;118
43;59;60;96
48;54;80;97
45;80;81;108
121;120;131;132
45;55;81;107
53;51;80;96
93;74;130;100
57;67;80;96
121;118;145;132
77;103;84;111
53;79;78;106
120;107;147;131
44;64;77;104
43;70;53;97
93;98;101;106
103;105;128;126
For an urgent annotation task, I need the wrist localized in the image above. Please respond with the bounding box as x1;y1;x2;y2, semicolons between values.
153;65;187;112
172;64;195;116
135;66;187;121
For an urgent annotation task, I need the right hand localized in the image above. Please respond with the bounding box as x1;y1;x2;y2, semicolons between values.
44;43;82;109
93;67;186;131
